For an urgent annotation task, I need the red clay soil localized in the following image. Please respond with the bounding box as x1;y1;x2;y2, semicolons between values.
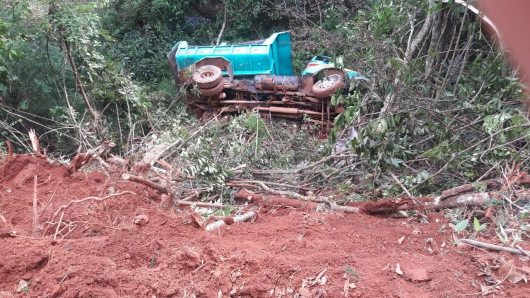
0;155;529;297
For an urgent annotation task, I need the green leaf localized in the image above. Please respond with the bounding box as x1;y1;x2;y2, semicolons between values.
388;114;395;128
334;113;345;128
464;172;475;178
496;232;508;245
454;219;468;232
19;100;28;110
473;217;481;231
349;78;357;92
472;182;487;192
390;158;402;167
344;107;351;123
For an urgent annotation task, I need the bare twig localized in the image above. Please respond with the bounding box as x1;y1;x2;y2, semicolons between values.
515;245;530;258
122;174;220;207
226;183;262;189
39;181;61;217
390;172;412;197
249;151;357;175
64;39;98;123
461;239;529;256
318;196;359;213
228;180;314;191
53;212;64;240
476;161;502;182
51;191;136;221
175;200;224;208
216;1;228;45
58;267;70;286
32;175;38;232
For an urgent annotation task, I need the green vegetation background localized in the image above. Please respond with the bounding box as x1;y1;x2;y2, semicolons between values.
0;0;528;198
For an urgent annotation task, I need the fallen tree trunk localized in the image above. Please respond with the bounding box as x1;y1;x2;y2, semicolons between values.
364;190;530;214
122;173;168;194
205;211;256;232
440;171;530;200
439;179;502;200
235;188;319;209
234;189;359;213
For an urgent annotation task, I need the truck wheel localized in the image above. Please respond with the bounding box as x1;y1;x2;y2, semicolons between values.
312;74;343;98
200;80;224;97
193;65;223;89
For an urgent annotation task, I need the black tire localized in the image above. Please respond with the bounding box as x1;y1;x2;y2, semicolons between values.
312;74;343;98
193;65;223;89
199;80;224;97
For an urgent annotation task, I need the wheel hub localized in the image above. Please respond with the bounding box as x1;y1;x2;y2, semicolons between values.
201;72;214;79
317;78;337;89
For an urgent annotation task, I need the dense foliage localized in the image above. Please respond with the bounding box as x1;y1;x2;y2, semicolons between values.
0;0;528;198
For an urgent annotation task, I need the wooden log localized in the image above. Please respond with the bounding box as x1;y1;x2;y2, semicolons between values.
234;189;359;213
365;190;530;214
440;179;502;200
440;172;530;200
205;211;256;232
235;188;318;209
122;173;168;194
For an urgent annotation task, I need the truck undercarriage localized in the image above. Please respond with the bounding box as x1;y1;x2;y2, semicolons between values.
168;32;364;126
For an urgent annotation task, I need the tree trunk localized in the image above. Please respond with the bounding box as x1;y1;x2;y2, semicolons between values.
379;1;434;117
424;2;443;78
436;9;468;100
216;1;227;46
63;39;98;124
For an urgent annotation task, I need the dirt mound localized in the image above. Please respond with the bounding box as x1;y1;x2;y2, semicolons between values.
0;155;528;297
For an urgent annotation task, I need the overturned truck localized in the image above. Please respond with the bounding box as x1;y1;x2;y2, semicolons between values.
168;31;367;126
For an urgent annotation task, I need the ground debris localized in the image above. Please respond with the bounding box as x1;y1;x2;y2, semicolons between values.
0;154;528;297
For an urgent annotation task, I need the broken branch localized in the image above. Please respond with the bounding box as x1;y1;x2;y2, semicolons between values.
365;190;530;214
440;178;503;200
53;212;64;241
51;191;136;221
175;200;224;208
228;179;314;191
234;189;359;213
122;173;169;194
32;175;38;232
205;211;256;232
461;239;530;256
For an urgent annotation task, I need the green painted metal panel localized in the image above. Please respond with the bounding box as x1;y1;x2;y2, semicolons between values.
172;32;293;77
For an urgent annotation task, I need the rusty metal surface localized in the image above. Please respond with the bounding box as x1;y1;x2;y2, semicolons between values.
177;57;234;84
174;60;357;126
254;75;300;91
